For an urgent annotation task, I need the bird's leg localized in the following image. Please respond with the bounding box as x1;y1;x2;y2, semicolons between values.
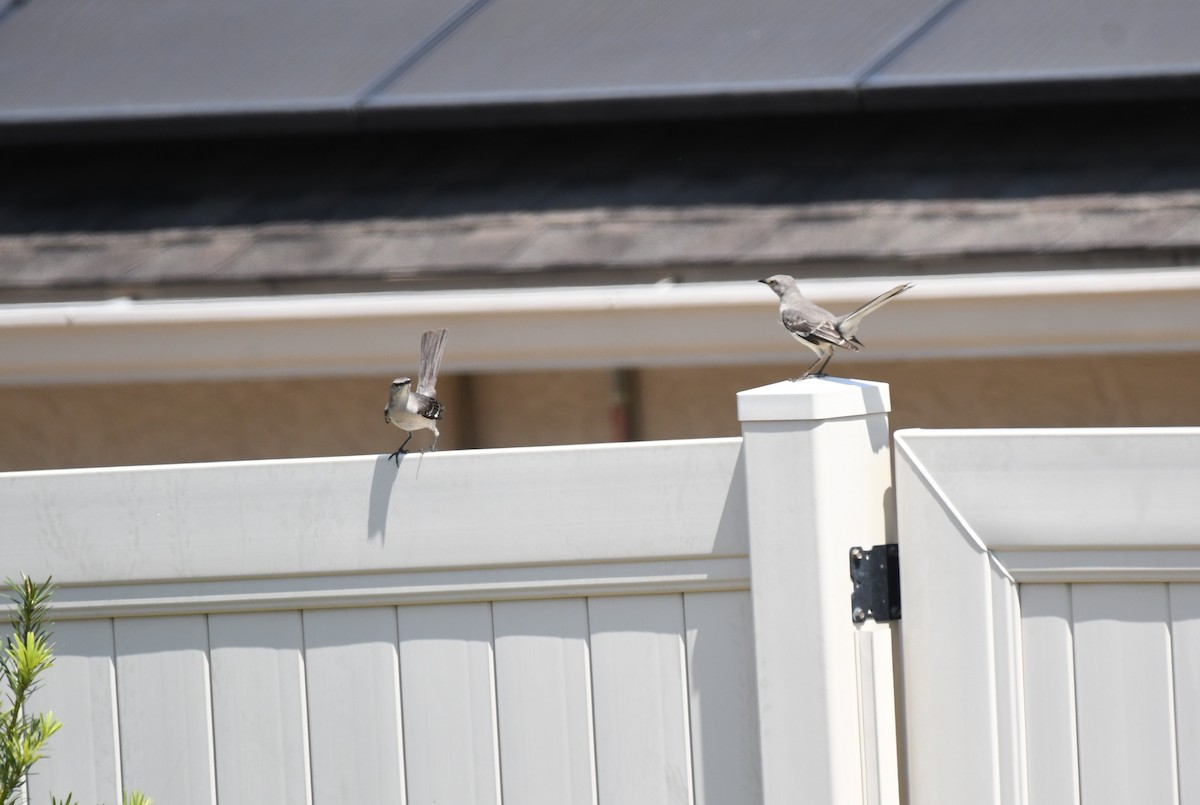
388;432;414;465
807;349;834;378
791;349;831;381
420;428;441;455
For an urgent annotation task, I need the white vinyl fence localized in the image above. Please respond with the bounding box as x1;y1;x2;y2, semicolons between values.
9;381;1193;805
896;428;1200;805
2;379;898;805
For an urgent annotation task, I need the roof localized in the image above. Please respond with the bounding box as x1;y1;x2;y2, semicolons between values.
2;103;1200;301
1;0;1199;139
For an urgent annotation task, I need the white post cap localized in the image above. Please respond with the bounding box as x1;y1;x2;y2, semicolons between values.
737;377;891;422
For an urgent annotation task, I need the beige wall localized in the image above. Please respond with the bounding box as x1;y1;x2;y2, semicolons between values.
640;351;1200;438
1;351;1198;472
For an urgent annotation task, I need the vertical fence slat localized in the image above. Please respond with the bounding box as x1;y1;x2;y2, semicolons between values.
397;602;501;805
1019;584;1080;805
589;594;693;805
1073;584;1177;805
855;625;900;805
1170;583;1200;805
26;619;121;805
683;591;761;805
494;598;597;805
210;611;311;805
304;607;405;805
114;615;216;805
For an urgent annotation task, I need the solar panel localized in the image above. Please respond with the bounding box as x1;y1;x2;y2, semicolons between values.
866;0;1200;97
1;0;1199;137
0;0;467;125
364;0;949;112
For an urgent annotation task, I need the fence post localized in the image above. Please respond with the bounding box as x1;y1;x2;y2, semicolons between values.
738;378;899;805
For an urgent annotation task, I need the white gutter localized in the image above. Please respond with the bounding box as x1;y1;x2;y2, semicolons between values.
1;268;1199;385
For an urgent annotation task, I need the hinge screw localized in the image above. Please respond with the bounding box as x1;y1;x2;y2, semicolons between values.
852;606;867;623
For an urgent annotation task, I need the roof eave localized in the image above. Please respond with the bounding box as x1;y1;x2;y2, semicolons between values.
1;268;1197;385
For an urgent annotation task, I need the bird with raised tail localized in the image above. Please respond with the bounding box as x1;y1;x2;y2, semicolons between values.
385;328;447;464
760;275;914;380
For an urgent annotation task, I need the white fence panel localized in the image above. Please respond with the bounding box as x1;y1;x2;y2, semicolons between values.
1;440;756;804
897;428;1200;805
2;381;904;805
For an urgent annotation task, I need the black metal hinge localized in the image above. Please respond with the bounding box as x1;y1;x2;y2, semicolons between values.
850;544;901;624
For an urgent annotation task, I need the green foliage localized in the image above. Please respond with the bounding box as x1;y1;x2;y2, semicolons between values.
0;575;61;805
0;576;151;805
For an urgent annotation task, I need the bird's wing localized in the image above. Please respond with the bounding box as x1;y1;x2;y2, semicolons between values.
411;393;445;421
782;307;855;349
837;283;913;339
417;329;448;396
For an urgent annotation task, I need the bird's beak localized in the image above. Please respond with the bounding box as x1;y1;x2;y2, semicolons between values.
757;279;769;285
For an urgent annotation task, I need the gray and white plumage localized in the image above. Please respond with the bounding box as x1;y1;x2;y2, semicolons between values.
760;275;914;380
385;328;447;464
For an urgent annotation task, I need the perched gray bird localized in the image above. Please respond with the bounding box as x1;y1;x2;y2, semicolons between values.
385;328;447;464
760;276;914;380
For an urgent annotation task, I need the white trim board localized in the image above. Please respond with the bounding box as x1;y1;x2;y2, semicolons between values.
997;549;1200;582
2;268;1199;384
894;428;1200;549
0;557;749;620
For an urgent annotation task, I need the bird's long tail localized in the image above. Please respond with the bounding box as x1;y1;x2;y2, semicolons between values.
418;328;448;395
837;283;914;339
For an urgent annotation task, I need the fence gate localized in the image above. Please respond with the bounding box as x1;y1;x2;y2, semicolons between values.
895;428;1200;805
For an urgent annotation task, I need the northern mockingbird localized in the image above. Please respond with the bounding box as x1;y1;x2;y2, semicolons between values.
385;328;447;464
760;275;914;380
